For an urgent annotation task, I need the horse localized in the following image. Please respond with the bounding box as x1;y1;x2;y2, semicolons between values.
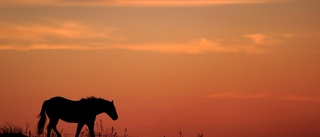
37;96;118;137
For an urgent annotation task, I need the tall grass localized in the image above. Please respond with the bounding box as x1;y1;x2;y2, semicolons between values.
79;119;123;137
178;131;204;137
1;122;203;137
0;123;26;137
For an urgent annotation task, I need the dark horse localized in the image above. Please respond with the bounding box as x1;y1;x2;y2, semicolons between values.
37;96;118;137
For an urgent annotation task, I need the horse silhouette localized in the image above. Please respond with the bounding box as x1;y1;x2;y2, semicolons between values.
37;96;118;137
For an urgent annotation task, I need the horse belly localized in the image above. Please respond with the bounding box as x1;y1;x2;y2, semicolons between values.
59;111;81;123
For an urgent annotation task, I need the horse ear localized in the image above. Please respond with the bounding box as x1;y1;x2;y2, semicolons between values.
111;100;114;103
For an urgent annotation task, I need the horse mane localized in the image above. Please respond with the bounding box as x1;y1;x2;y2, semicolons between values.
80;96;110;104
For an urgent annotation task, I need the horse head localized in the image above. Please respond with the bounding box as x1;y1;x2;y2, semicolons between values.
105;100;118;120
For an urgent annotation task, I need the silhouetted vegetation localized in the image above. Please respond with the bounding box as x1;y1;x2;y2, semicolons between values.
78;119;130;137
1;122;203;137
0;122;124;137
0;121;204;137
0;123;27;137
176;131;204;137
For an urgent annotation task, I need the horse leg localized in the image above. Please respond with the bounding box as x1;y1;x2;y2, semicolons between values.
48;118;60;137
47;123;52;137
86;122;95;137
52;124;61;137
75;123;84;137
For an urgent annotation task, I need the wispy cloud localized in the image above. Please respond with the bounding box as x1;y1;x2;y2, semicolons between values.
112;0;272;7
206;92;270;99
243;34;267;45
243;33;296;45
115;39;267;54
0;37;268;54
0;21;119;42
0;0;276;7
0;44;103;51
281;95;320;102
117;39;224;54
0;21;294;54
206;92;320;102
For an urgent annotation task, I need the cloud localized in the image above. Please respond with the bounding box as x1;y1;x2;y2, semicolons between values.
0;21;119;42
0;0;275;7
207;92;270;99
115;39;268;54
116;39;236;54
281;95;320;102
243;33;297;45
206;92;320;102
0;22;293;54
282;33;297;38
0;38;268;54
243;34;267;45
113;0;271;7
0;21;125;51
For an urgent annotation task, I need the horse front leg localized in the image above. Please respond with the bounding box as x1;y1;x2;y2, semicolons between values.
75;123;84;137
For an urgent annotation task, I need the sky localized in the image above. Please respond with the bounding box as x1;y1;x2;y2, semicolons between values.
0;0;320;136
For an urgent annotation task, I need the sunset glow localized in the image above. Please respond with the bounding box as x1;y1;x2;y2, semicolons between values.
1;0;320;137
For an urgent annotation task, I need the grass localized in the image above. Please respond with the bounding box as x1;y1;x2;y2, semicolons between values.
0;122;204;137
0;123;27;137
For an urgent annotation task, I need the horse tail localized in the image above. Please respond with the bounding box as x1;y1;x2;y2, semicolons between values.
37;100;48;134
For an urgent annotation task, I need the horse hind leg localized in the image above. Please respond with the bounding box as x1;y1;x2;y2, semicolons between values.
47;124;52;137
86;122;95;137
53;126;62;137
47;118;61;137
75;123;84;137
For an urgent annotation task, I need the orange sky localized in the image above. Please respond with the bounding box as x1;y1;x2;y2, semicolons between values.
0;0;320;136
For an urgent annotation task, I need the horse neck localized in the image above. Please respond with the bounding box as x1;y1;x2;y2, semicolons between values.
95;107;105;115
80;100;105;115
91;104;106;115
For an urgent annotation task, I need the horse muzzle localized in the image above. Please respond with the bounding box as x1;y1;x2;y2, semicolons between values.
112;115;118;120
